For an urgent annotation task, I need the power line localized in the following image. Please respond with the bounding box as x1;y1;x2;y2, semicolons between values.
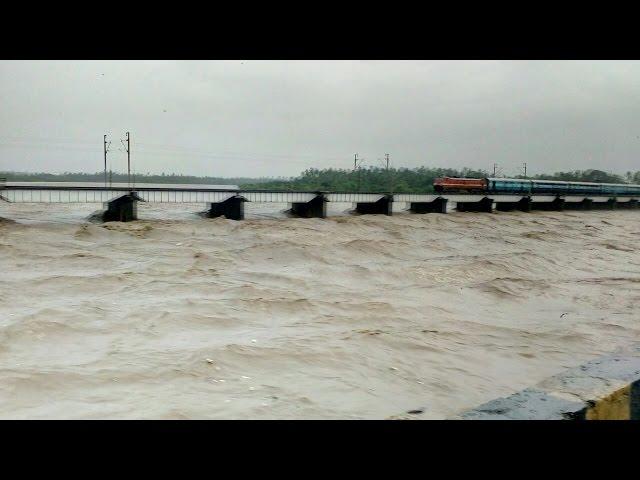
136;141;347;162
0;142;102;153
135;141;356;165
0;135;98;146
0;136;347;166
130;149;318;165
1;134;400;178
4;140;334;167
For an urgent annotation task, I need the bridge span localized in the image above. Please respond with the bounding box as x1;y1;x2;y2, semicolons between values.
0;182;638;221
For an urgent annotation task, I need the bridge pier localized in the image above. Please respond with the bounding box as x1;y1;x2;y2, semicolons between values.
290;194;327;218
456;197;493;213
208;195;246;220
530;197;565;211
356;195;393;215
495;197;532;212
102;192;142;222
409;197;448;214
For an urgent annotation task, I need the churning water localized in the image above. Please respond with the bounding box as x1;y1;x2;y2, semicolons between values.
1;202;639;418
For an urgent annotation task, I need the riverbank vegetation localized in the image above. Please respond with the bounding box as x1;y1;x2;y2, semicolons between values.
0;171;270;186
239;167;640;192
3;168;640;193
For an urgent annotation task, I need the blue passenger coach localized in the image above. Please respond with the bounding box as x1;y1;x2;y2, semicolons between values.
486;178;532;194
486;178;640;196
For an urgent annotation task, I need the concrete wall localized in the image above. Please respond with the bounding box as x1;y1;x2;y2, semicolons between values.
453;345;640;420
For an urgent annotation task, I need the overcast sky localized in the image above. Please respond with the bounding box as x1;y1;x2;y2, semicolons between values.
1;60;640;178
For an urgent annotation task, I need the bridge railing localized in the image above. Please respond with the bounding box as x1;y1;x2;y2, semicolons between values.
2;183;639;204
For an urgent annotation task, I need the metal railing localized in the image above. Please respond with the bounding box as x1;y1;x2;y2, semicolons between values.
1;183;638;204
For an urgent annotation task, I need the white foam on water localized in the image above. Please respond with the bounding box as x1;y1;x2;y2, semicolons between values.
1;203;639;419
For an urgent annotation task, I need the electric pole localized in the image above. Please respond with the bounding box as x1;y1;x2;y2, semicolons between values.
355;153;359;192
127;132;131;188
492;163;505;178
522;162;527;178
354;153;364;192
121;132;131;189
385;153;392;194
103;135;111;188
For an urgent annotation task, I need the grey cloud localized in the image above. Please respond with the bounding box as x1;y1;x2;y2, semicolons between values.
1;60;639;178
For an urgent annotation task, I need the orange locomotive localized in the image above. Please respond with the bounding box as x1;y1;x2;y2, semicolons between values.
433;177;487;194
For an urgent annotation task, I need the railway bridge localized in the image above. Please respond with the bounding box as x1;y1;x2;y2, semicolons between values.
0;182;638;221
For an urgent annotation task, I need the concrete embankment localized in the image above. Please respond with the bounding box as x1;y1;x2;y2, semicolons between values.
452;345;640;420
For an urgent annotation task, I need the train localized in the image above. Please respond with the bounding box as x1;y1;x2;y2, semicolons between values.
433;177;640;196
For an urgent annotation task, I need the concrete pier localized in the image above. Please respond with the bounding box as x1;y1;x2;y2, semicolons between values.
290;194;327;218
208;195;246;220
409;197;448;214
4;182;640;221
102;192;142;222
495;197;532;212
456;197;493;213
356;195;393;215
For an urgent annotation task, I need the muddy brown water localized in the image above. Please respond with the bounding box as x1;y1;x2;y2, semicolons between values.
1;202;639;419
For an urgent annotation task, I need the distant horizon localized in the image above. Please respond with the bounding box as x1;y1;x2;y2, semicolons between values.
4;165;640;196
1;164;637;179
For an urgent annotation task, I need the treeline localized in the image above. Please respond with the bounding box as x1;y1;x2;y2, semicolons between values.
3;168;640;193
240;167;640;193
240;167;490;192
529;169;640;184
0;171;275;185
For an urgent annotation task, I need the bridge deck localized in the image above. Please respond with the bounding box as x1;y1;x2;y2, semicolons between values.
1;184;638;204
